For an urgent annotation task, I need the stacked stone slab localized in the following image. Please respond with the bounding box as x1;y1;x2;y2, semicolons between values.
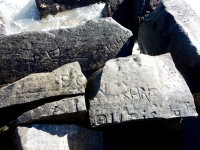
0;0;199;149
138;0;200;93
87;53;197;127
13;124;103;150
0;62;87;126
0;17;133;86
16;96;86;124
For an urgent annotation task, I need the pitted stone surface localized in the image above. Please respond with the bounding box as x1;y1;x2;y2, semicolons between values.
87;53;197;127
0;62;86;109
138;0;200;93
13;124;103;150
0;17;133;85
16;96;87;124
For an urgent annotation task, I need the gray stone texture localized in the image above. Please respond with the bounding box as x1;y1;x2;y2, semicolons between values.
0;17;133;86
87;53;197;127
138;0;200;93
0;62;86;109
13;124;103;150
16;96;87;124
35;0;105;19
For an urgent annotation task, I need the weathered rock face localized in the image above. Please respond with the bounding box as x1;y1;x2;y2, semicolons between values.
0;62;87;127
87;53;197;127
16;96;87;124
13;124;103;150
0;62;86;109
138;0;200;93
36;0;105;18
0;17;133;86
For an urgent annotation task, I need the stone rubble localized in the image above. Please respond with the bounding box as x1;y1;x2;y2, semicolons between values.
0;0;199;149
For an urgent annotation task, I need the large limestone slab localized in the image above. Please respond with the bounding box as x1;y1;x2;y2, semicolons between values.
13;124;103;150
138;0;200;93
16;96;87;124
0;62;86;109
87;53;197;127
0;17;133;85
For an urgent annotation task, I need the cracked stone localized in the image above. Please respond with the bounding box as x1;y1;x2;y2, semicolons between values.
0;17;133;86
87;53;197;127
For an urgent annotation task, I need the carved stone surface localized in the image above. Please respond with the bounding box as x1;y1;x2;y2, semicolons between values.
16;96;87;124
35;0;105;18
138;0;200;93
0;62;86;109
0;17;133;85
13;124;103;150
87;53;197;127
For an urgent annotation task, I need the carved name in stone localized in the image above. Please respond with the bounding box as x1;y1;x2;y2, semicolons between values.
0;62;86;109
88;53;197;127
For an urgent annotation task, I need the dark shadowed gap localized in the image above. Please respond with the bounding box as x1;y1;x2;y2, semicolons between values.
0;94;84;127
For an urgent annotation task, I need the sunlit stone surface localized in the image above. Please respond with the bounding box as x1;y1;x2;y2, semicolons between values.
13;124;103;150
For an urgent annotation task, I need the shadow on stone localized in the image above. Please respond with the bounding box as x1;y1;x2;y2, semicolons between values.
99;119;183;150
0;94;83;127
13;124;103;150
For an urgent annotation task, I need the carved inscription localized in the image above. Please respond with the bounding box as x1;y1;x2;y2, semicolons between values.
100;82;158;101
90;84;160;125
89;54;197;127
